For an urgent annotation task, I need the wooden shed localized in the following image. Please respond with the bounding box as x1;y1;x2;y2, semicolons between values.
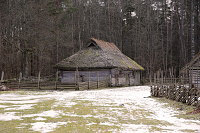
180;52;200;88
55;38;144;88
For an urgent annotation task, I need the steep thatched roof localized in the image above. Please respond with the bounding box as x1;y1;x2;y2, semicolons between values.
180;52;200;74
55;38;144;71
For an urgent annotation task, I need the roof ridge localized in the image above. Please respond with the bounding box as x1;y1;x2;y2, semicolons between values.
90;38;121;53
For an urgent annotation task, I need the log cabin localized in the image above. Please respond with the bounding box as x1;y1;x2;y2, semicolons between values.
180;52;200;88
55;38;144;88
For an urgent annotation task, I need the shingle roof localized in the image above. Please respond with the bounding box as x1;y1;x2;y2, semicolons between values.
55;38;144;71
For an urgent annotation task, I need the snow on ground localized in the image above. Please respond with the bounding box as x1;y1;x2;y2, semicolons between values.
0;86;200;133
23;110;63;118
0;112;22;121
31;122;67;133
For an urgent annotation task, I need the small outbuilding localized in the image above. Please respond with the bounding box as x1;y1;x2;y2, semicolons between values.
180;52;200;88
55;38;144;89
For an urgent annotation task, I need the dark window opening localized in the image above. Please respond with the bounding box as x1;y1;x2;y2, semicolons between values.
88;43;97;48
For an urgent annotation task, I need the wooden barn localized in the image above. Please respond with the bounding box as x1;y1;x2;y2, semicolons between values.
55;38;144;88
180;52;200;88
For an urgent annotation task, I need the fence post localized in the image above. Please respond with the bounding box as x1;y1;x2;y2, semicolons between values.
107;74;110;87
18;72;22;89
74;71;76;86
97;71;99;88
128;74;131;86
88;71;90;89
55;71;58;90
76;67;79;90
161;70;164;84
109;72;112;87
1;71;4;83
38;71;41;90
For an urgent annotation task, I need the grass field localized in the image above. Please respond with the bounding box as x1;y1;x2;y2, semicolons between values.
0;86;199;133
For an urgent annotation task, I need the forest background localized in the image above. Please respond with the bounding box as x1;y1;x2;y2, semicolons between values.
0;0;199;80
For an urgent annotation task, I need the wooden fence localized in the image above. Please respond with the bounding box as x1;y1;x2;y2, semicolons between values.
0;71;110;91
78;80;109;90
150;68;200;107
2;81;76;90
151;85;200;107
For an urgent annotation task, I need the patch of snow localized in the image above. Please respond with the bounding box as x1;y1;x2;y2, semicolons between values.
34;117;46;121
131;12;136;17
5;104;35;110
62;113;99;119
64;102;77;107
122;124;150;133
31;122;67;133
23;110;62;118
0;112;21;121
16;123;29;129
0;99;40;104
0;94;50;101
39;110;61;118
86;122;96;126
100;122;115;126
0;105;8;108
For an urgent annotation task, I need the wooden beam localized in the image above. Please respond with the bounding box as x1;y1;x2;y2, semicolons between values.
55;71;59;90
38;71;41;89
18;72;22;89
1;71;4;82
97;71;99;88
76;67;79;90
109;71;112;87
88;71;90;89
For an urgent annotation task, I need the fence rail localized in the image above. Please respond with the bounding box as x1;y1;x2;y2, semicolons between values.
2;81;77;90
0;71;110;91
1;79;109;91
77;80;109;90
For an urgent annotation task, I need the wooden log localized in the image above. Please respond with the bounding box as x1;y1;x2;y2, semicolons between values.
158;86;162;97
76;67;79;90
18;72;22;89
190;95;196;106
150;86;153;96
74;71;76;86
55;71;58;90
151;86;154;95
180;86;186;103
155;86;159;97
175;87;181;102
38;71;41;89
164;86;168;97
185;90;190;105
152;86;156;97
88;71;90;89
1;71;4;83
97;71;99;88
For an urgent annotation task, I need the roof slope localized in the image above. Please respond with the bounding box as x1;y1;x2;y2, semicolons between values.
90;38;121;53
180;52;200;73
56;38;144;71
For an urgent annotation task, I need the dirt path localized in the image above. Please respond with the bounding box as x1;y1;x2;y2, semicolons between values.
0;86;199;133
